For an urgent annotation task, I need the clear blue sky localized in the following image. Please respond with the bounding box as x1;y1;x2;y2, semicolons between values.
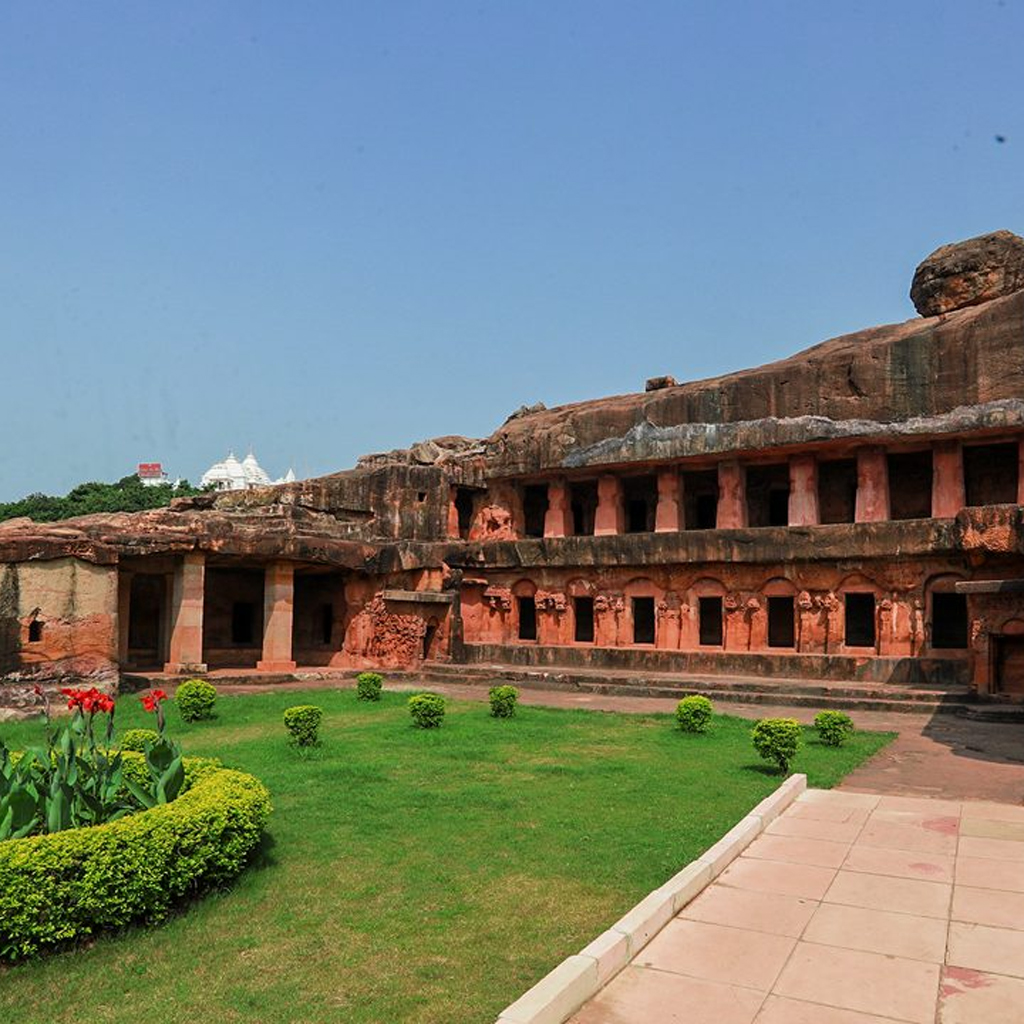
0;1;1020;500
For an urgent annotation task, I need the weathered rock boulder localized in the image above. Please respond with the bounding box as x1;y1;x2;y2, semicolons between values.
911;230;1024;317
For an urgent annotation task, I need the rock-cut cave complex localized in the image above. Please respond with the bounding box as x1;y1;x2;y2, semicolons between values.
3;230;1024;715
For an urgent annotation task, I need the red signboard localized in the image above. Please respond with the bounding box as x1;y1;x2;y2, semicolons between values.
137;463;164;477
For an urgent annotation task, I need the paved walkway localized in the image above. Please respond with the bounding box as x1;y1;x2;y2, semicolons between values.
570;788;1024;1024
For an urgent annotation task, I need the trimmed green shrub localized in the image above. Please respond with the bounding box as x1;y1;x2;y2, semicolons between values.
815;710;855;747
488;685;519;719
675;695;714;733
751;718;802;774
283;705;323;747
120;728;160;753
0;757;270;960
356;672;383;702
408;693;445;729
175;678;217;722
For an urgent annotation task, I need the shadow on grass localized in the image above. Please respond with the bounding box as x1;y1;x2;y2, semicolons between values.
740;763;787;778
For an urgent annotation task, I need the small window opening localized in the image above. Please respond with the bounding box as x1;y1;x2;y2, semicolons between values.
523;485;548;538
695;494;718;530
455;488;476;539
767;596;795;648
574;597;595;643
932;592;968;649
417;491;427;503
818;459;858;524
570;481;598;536
422;621;438;659
231;602;256;645
623;476;657;534
746;465;790;528
768;489;790;526
844;593;876;648
517;595;537;641
320;603;333;645
683;470;719;530
632;597;656;644
887;452;933;520
28;619;43;643
964;443;1019;506
698;597;723;646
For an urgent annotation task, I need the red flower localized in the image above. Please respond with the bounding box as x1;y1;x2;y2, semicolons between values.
141;694;156;713
151;689;168;703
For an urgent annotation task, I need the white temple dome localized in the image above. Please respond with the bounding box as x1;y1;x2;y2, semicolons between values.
201;449;292;491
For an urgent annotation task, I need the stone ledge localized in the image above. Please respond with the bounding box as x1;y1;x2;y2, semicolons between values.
492;774;807;1024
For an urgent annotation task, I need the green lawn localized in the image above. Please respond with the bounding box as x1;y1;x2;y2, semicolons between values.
0;689;892;1024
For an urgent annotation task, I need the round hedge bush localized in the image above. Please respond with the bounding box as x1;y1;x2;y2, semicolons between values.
356;672;383;702
175;678;218;722
283;705;323;747
675;695;714;733
119;727;161;752
488;685;519;718
751;718;802;774
814;710;855;747
409;693;445;729
0;754;270;961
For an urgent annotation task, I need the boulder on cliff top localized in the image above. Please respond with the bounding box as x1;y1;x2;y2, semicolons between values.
911;229;1024;317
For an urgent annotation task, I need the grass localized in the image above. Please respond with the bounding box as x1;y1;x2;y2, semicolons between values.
0;689;893;1024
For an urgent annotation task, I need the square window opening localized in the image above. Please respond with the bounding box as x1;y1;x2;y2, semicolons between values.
844;592;876;648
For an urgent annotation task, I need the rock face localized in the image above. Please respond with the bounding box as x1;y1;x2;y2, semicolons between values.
910;230;1024;317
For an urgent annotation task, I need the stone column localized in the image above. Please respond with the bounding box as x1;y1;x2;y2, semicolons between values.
594;475;624;536
717;461;747;529
164;553;207;674
788;454;820;526
258;561;297;671
855;448;890;522
117;571;132;667
543;479;573;538
446;486;461;539
932;441;965;518
655;468;682;532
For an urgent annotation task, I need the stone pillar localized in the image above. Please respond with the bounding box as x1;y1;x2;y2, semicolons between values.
543;479;573;538
447;486;461;539
258;561;297;671
788;454;820;526
655;468;682;532
594;475;624;536
164;553;207;674
117;571;132;666
855;448;890;523
932;441;965;518
717;461;747;529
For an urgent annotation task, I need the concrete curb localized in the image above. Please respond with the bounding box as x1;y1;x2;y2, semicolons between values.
494;773;807;1024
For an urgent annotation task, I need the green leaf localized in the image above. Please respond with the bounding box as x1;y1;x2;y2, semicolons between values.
125;778;156;810
156;757;184;804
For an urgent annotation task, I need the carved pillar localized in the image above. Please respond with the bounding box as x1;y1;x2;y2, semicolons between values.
258;561;297;671
717;461;747;529
164;552;207;674
117;571;133;667
655;468;682;532
932;442;964;518
855;447;890;522
594;475;624;536
788;454;819;526
543;479;573;538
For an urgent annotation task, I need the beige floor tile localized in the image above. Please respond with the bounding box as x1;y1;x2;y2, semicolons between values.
958;835;1024;862
798;790;879;809
959;818;1024;841
766;815;863;843
948;921;1024;980
952;885;1024;930
960;801;1024;824
875;794;962;817
855;820;958;856
802;902;947;962
570;964;764;1024
824;869;951;919
744;834;851;868
637;918;796;991
789;802;870;825
775;943;940;1024
955;855;1024;893
754;994;918;1024
843;843;954;883
680;885;816;938
939;966;1024;1024
868;809;960;828
719;857;837;899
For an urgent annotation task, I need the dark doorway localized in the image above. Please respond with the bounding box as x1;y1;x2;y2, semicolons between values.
767;596;795;648
574;597;595;643
570;481;598;536
632;597;656;644
818;459;858;524
455;488;476;539
932;592;968;649
699;597;723;646
887;452;933;520
523;486;548;538
844;593;876;648
203;567;264;668
292;571;347;666
624;477;657;534
517;595;537;640
320;603;333;645
746;465;790;527
127;573;167;669
232;601;256;644
995;636;1024;695
683;470;719;530
423;620;438;659
28;619;43;643
964;443;1018;506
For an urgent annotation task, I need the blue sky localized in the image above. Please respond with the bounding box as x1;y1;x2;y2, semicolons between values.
0;1;1020;500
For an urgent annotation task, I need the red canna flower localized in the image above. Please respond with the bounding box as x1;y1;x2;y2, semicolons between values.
151;689;168;703
141;694;156;713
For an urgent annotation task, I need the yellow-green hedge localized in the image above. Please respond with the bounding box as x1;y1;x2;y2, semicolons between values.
0;754;271;960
